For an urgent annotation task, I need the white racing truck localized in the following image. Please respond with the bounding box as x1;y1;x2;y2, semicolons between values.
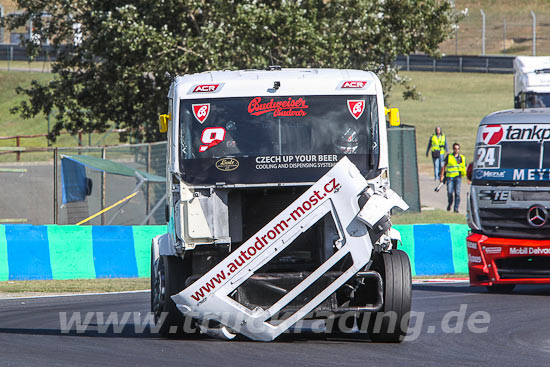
514;56;550;108
151;68;411;342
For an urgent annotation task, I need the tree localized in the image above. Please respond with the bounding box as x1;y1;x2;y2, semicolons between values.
5;0;459;143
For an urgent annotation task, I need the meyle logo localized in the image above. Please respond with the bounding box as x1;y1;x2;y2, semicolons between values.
475;170;506;179
192;84;220;93
468;254;482;263
467;241;478;249
340;81;367;89
481;124;503;145
513;168;550;181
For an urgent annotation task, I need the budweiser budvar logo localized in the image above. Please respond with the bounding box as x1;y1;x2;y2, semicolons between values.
248;97;309;117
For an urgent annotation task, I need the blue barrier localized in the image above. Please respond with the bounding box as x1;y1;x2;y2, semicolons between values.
0;224;469;280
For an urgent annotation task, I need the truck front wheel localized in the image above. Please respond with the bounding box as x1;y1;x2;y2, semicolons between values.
151;251;194;337
362;249;412;343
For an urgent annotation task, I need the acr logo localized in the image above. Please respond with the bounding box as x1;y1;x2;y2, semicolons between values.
347;100;365;120
480;124;503;145
339;81;367;89
192;103;210;124
189;83;223;94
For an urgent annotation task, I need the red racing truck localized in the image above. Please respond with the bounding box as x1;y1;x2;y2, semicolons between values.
467;108;550;292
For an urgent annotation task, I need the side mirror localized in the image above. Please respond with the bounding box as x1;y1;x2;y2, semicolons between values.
159;114;171;133
467;162;473;181
385;107;401;126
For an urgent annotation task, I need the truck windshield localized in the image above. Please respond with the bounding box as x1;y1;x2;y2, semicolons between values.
525;93;550;108
179;95;378;185
473;123;550;184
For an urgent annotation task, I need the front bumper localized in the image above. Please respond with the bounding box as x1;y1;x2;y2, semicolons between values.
467;233;550;286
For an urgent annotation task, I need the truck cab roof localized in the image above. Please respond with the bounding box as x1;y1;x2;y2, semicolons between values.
170;68;380;99
514;56;550;73
480;108;550;125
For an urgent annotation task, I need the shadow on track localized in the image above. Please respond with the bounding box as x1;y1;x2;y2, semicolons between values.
0;325;384;343
413;283;550;296
0;325;168;339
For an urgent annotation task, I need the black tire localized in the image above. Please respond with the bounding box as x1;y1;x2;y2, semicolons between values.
364;249;412;343
151;249;194;337
486;284;515;294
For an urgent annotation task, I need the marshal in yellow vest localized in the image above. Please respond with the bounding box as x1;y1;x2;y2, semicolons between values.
445;154;466;178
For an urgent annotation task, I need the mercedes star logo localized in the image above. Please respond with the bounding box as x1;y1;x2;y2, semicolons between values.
527;205;548;228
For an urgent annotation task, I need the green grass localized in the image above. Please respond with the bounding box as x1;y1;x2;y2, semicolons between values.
0;60;52;72
391;71;512;174
392;209;466;225
0;70;122;162
0;275;463;295
0;278;150;294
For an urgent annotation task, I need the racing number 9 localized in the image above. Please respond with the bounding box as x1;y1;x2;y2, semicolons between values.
200;127;226;152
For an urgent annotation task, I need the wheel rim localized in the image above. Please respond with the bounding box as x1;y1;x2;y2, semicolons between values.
152;257;167;323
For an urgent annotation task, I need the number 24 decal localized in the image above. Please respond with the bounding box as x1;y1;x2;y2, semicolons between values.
476;145;501;168
199;127;226;152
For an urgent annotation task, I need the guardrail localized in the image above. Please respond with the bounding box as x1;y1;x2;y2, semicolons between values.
0;44;56;62
1;45;516;74
396;54;515;74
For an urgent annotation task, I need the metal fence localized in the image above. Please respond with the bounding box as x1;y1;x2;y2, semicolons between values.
388;125;421;213
0;44;517;75
0;142;167;226
0;134;420;225
0;44;56;61
440;9;546;56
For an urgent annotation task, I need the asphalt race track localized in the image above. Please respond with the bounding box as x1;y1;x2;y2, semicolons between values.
0;284;549;366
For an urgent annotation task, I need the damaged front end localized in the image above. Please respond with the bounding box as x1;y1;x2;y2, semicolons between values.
165;158;408;341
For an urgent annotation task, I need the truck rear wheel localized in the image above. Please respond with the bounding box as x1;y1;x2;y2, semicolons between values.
151;250;194;337
364;249;412;343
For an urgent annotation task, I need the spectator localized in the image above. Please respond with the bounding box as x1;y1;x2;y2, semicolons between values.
426;126;448;180
440;142;466;213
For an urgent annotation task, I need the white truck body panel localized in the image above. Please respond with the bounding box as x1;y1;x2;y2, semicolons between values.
171;157;408;341
167;69;389;176
514;56;550;103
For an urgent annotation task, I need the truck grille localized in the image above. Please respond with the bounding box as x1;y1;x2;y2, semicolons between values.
478;208;550;239
496;257;550;279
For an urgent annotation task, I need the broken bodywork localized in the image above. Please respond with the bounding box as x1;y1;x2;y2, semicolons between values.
164;158;407;341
